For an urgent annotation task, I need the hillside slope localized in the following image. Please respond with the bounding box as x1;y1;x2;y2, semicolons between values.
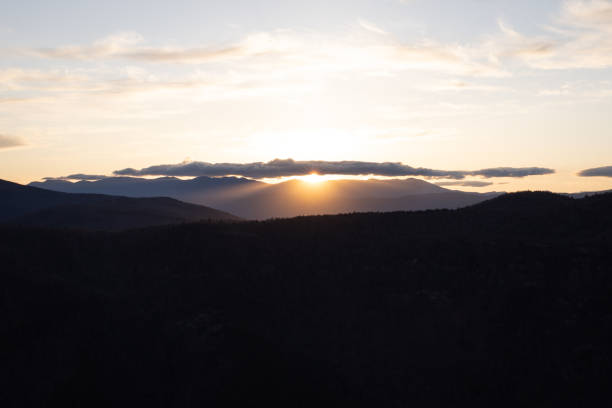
0;179;240;230
1;192;611;406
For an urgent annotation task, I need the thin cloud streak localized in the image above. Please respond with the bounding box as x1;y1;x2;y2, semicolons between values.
9;30;508;77
358;19;389;36
14;31;283;63
0;134;24;149
113;159;555;180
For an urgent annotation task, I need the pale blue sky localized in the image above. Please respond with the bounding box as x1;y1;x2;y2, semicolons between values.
0;0;561;45
1;0;611;192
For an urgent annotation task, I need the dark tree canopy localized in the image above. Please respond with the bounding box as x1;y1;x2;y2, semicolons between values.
2;192;612;407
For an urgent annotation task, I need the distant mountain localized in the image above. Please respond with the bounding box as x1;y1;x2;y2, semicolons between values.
30;176;261;201
30;176;500;219
213;179;499;219
0;179;240;230
567;189;612;199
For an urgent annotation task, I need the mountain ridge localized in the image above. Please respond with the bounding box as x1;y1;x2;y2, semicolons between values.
29;176;501;219
0;179;240;230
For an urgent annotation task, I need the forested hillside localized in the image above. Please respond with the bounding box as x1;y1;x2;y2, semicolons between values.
1;192;611;407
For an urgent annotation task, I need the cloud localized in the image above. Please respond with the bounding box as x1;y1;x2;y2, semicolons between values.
30;43;245;64
0;28;515;113
493;1;612;70
9;29;507;77
389;40;508;77
562;0;612;31
431;80;510;92
0;67;219;98
113;159;555;180
0;68;94;92
495;20;558;60
115;159;465;179
20;32;234;63
6;2;612;77
44;173;108;181
0;134;24;149
578;165;612;177
435;181;494;188
358;19;389;36
18;31;287;64
470;167;555;178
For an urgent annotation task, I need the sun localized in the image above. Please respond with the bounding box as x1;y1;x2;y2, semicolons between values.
300;173;326;184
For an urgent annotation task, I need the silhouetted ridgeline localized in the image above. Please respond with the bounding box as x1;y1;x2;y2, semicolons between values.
0;179;241;230
1;192;612;406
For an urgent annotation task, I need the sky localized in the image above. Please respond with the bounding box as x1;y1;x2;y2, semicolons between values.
1;0;611;192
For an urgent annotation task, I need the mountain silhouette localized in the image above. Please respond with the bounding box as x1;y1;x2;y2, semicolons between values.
29;176;261;201
30;176;499;219
0;179;240;230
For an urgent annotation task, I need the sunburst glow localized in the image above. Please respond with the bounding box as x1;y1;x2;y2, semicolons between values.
299;173;326;184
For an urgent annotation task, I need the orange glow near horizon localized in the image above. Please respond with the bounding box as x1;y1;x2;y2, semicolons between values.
260;174;373;184
21;172;612;195
299;173;326;184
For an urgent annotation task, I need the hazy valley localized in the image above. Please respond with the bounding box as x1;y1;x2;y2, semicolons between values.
29;176;499;221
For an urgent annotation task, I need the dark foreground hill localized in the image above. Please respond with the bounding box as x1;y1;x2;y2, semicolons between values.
0;179;240;230
1;192;612;407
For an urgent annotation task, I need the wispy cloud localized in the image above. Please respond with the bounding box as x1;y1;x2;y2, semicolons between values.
0;134;24;149
3;1;611;104
431;80;510;92
578;165;612;177
493;0;612;70
0;68;91;91
113;159;555;180
22;32;251;63
494;19;557;61
17;1;610;76
8;29;508;77
0;67;221;98
358;19;389;36
562;0;612;31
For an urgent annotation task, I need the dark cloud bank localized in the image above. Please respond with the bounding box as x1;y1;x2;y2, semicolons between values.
44;174;109;181
578;166;612;177
114;159;555;180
